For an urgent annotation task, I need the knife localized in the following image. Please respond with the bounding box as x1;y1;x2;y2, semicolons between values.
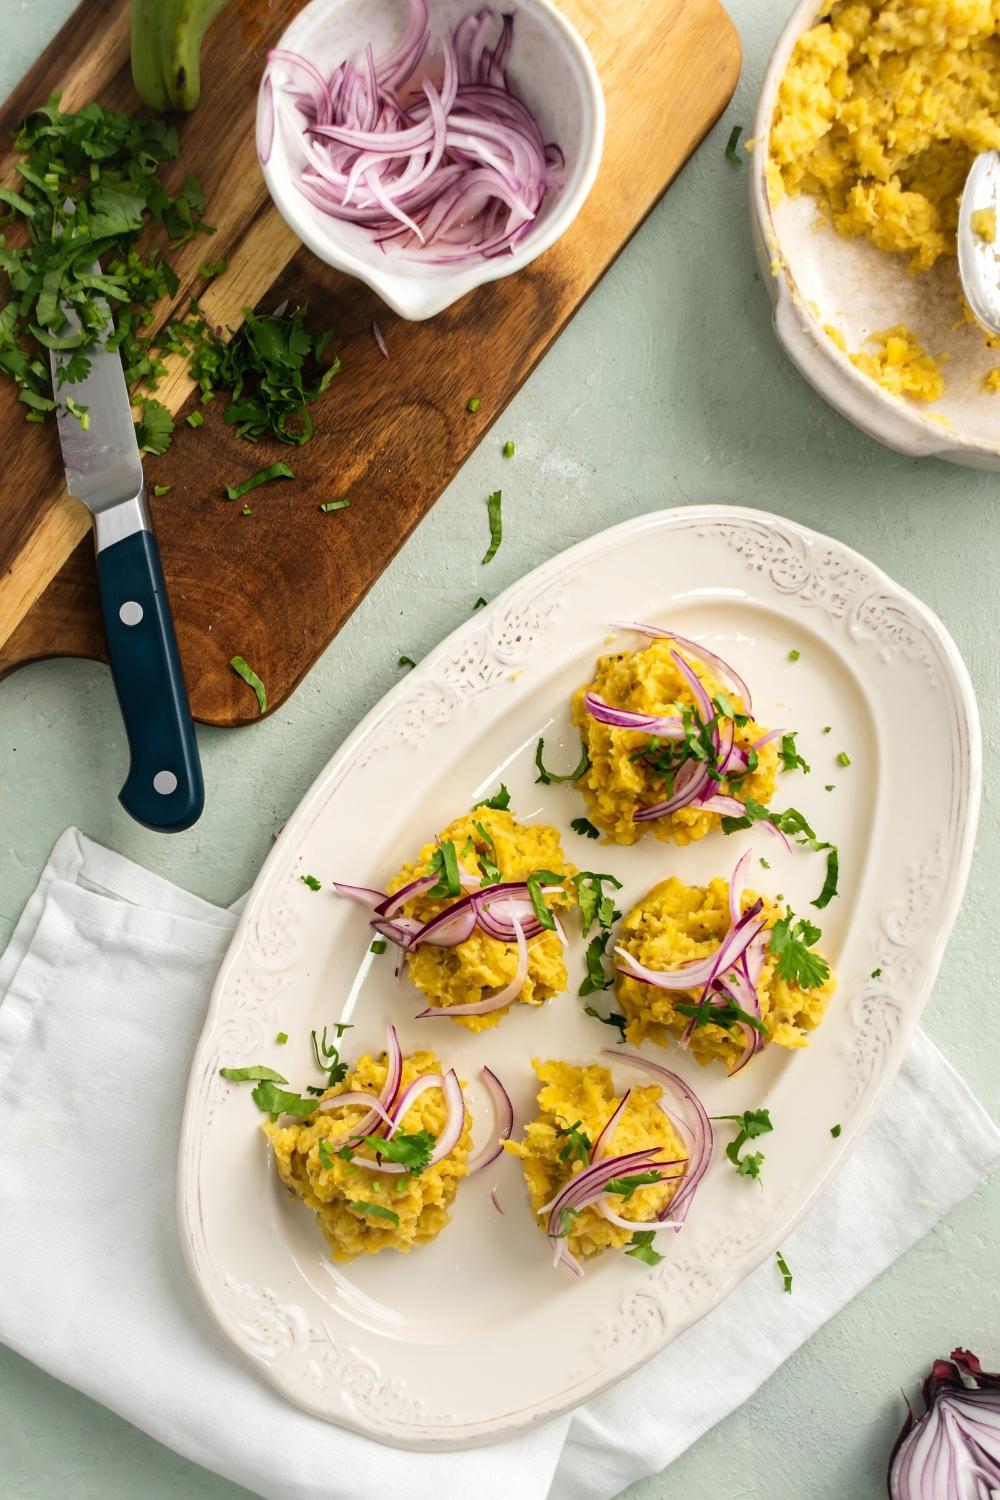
50;280;204;833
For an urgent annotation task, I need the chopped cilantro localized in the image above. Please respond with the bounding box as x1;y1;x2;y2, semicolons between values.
65;396;89;429
572;870;622;934
552;1205;579;1237
398;655;416;669
467;396;481;412
789;649;800;661
580;931;615;996
229;655;266;714
570;817;600;839
605;1171;665;1198
299;874;322;891
275;1032;288;1045
714;1108;773;1181
368;1129;435;1175
525;868;564;930
584;1002;628;1040
482;488;503;564
473;784;510;811
224;461;294;500
535;737;590;785
825;784;834;791
779;733;810;774
812;846;839;910
472;820;503;885
871;967;882;978
317;1139;337;1169
626;1230;664;1266
249;1079;318;1121
349;1200;399;1225
554;1118;592;1166
240;505;252;516
320;499;350;512
198;258;227;278
837;751;851;767
426;840;461;898
830;1123;842;1138
759;856;770;869
770;910;830;988
186;409;204;428
720;799;838;908
822;725;832;734
474;596;487;609
725;124;743;165
776;1249;793;1293
502;439;515;457
310;1022;352;1088
675;997;766;1035
134;398;173;455
152;483;171;496
370;939;387;954
219;1064;287;1083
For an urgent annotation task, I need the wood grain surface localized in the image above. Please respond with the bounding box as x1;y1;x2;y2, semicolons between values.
0;0;740;725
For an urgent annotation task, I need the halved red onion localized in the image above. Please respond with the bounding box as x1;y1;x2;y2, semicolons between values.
415;917;528;1018
611;622;753;716
602;1051;713;1225
584;692;684;739
468;1066;514;1173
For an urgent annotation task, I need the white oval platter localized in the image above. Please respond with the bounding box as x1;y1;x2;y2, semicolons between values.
177;505;980;1450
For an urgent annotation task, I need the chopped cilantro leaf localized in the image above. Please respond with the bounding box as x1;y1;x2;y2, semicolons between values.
502;439;515;457
474;596;487;609
310;1022;352;1087
229;655;266;714
605;1171;665;1198
714;1109;773;1181
584;1002;628;1040
770;910;830;989
317;1139;337;1169
370;938;387;954
830;1123;842;1138
398;655;416;669
554;1117;592;1166
427;840;461;898
349;1200;399;1225
789;649;800;661
467;396;480;412
219;1064;287;1083
871;967;882;978
198;258;227;278
224;461;294;500
535;737;590;785
240;505;252;517
250;1079;318;1121
275;1032;288;1045
759;856;770;869
570;817;600;839
725;125;743;165
779;733;810;774
320;499;350;512
776;1249;793;1293
300;874;322;891
572;870;622;935
473;784;510;811
837;751;851;767
580;931;615;997
675;997;767;1035
134;398;173;455
472;820;502;885
369;1129;435;1175
626;1230;663;1266
811;846;839;910
526;868;564;930
152;483;170;496
482;488;503;564
822;725;832;734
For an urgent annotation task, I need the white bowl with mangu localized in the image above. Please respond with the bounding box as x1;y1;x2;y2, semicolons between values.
257;0;605;319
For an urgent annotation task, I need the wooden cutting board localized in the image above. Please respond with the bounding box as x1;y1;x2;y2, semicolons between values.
0;0;740;726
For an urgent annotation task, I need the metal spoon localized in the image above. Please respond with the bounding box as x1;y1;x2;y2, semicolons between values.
958;150;1000;335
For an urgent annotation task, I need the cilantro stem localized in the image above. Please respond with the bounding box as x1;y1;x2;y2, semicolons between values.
224;462;294;501
482;489;503;564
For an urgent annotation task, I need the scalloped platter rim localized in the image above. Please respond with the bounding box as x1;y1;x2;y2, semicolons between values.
177;504;980;1449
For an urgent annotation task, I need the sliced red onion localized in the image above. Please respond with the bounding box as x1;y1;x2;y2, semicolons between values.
611;622;753;716
370;915;423;946
698;793;749;817
332;881;384;906
602;1051;713;1225
372;318;389;358
539;1147;673;1216
385;1071;445;1133
670;648;715;731
415;917;528;1018
409;900;479;949
376;872;439;919
589;1088;631;1163
468;1066;514;1173
753;727;783;750
762;819;793;852
266;1;560;265
583;692;684;739
595;1200;681;1232
258;74;275;166
352;1067;465;1172
633;757;711;823
728;849;752;925
316;1091;396;1129
490;1188;503;1214
615;905;763;993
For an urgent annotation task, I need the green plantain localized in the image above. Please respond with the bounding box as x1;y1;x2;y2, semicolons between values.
131;0;231;112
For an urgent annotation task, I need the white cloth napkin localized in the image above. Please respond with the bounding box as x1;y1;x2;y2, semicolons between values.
1;829;997;1500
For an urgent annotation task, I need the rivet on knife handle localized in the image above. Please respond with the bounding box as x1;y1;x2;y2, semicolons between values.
96;497;204;832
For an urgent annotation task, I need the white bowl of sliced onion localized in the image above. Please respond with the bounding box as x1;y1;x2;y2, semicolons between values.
257;0;605;319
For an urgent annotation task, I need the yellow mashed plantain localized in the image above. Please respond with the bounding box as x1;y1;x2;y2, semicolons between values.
768;0;1000;399
570;639;777;846
504;1059;687;1262
615;875;837;1071
264;1048;472;1261
388;808;576;1031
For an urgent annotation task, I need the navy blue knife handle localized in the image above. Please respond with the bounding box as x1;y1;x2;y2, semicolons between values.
96;529;204;832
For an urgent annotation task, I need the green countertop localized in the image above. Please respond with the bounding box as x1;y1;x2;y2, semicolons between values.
2;3;998;1497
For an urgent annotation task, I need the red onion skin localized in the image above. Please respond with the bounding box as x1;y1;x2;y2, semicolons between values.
888;1349;1000;1498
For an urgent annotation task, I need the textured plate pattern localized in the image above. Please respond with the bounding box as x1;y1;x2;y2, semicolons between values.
177;505;980;1449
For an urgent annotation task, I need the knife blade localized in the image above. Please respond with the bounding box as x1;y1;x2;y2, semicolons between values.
51;282;204;832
